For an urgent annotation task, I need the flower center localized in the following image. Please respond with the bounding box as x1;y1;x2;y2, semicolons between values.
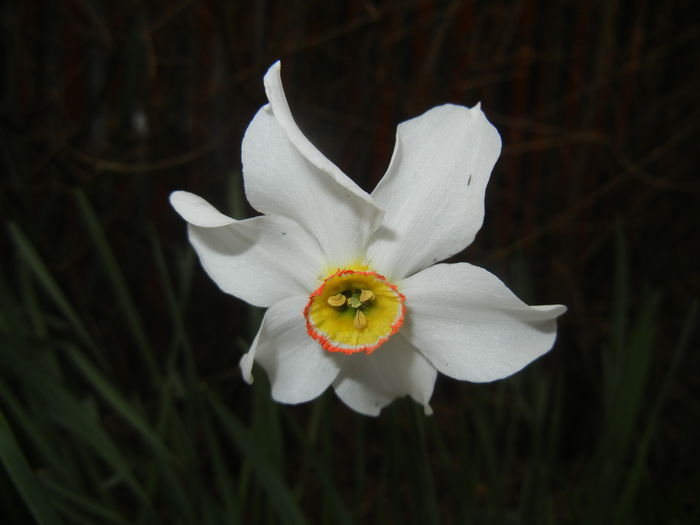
304;269;406;354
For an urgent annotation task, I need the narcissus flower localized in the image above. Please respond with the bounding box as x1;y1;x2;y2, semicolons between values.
170;61;566;416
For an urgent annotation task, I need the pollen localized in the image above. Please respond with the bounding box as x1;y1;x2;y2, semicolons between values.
359;289;375;303
353;309;367;330
327;293;346;307
304;269;406;354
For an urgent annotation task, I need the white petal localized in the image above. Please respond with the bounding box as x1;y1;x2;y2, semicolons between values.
170;191;235;227
366;104;501;280
242;62;383;266
178;194;324;307
332;333;437;416
240;295;340;404
400;263;566;382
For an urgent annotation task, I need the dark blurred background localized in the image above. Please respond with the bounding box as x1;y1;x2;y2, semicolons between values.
1;1;699;524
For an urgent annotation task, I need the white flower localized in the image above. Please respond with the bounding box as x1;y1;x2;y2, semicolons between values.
170;61;566;416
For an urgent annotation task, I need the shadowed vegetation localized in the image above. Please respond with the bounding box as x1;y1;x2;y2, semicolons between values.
1;1;698;523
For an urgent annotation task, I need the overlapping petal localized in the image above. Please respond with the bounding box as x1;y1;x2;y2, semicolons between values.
332;333;437;416
171;192;325;308
242;62;383;266
400;263;566;382
240;295;340;404
366;104;501;280
173;61;566;416
170;191;235;227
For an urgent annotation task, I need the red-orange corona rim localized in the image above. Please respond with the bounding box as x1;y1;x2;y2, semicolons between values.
304;269;406;354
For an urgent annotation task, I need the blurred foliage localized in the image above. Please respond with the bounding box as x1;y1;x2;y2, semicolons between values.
1;0;699;523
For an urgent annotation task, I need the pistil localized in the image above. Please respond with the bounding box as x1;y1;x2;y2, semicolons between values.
347;296;362;308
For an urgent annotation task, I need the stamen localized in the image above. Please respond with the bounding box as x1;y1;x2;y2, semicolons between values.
304;268;406;354
359;289;375;303
353;309;367;330
327;293;346;307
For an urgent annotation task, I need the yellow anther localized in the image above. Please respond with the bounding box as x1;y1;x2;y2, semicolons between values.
327;293;346;307
359;289;375;303
353;309;367;330
347;296;362;308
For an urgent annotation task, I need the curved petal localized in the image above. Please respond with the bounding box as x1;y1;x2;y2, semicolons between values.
400;263;566;383
240;295;340;404
174;193;325;307
332;333;437;416
170;191;235;227
366;104;501;280
242;62;383;266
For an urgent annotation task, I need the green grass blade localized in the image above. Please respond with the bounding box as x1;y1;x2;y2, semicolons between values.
208;391;308;525
0;344;155;512
283;409;353;525
7;223;96;353
200;410;241;518
0;410;66;525
63;344;173;461
0;382;64;474
147;223;198;385
73;189;160;382
40;474;131;525
62;346;198;521
613;300;698;523
413;406;440;525
609;292;658;451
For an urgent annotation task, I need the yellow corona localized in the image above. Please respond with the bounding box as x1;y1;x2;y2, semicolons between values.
304;269;406;354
